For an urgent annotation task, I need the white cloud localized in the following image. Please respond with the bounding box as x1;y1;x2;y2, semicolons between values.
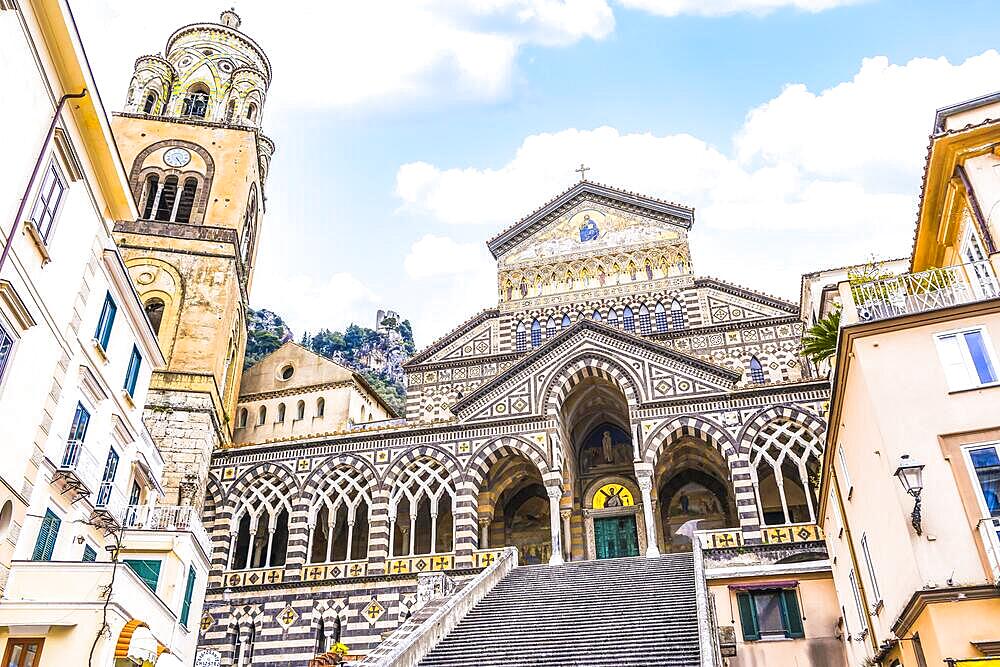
250;272;382;336
404;235;495;278
394;51;1000;301
73;1;614;112
617;0;863;17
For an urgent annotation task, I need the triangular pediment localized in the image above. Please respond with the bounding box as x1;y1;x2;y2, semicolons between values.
487;181;694;262
405;309;499;367
451;319;740;423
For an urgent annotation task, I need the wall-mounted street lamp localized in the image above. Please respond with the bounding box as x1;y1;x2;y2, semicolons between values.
894;454;925;535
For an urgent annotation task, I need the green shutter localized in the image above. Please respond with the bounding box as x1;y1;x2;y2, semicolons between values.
124;559;161;591
82;544;97;562
180;566;196;627
781;589;805;639
31;510;60;561
736;592;760;641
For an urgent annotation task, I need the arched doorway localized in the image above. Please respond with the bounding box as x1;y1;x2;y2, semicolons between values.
476;453;551;564
654;437;738;553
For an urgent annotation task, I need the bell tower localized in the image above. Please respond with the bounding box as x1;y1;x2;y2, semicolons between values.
111;10;275;508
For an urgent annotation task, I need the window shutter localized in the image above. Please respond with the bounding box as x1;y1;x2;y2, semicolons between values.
82;544;97;562
736;592;760;641
31;510;60;561
180;566;196;627
781;589;805;639
125;559;162;591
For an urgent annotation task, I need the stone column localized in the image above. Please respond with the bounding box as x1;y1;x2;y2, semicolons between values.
560;509;572;562
546;485;564;565
367;488;391;574
478;516;491;550
635;464;660;558
452;480;479;569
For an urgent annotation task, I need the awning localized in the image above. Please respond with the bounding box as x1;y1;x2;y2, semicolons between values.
728;580;798;591
115;619;167;664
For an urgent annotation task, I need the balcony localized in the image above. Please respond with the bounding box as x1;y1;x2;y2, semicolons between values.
54;440;101;498
848;261;999;323
978;517;1000;585
122;504;211;554
93;482;127;530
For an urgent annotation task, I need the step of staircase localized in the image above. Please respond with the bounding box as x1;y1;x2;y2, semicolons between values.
417;553;702;667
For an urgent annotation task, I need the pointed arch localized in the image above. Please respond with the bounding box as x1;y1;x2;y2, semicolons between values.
622;306;635;333
464;435;552;490
670;298;685;329
638;303;652;335
540;353;643;417
654;301;667;332
515;321;527;352
749;356;766;384
530;319;542;348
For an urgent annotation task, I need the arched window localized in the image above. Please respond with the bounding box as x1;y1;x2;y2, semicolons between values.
296;400;305;420
750;356;766;384
316;397;325;417
182;83;210;118
309;466;372;563
276;403;286;423
515;322;526;352
561;314;571;329
140;174;159;220
226;99;237;123
750;419;823;525
154;175;178;221
143;298;165;335
246;102;258;122
174;177;198;223
546;317;556;339
230;474;292;569
670;299;684;329
389;458;455;556
241;189;258;268
257;406;267;426
142;91;158;114
237;408;248;429
359;406;367;422
315;616;326;656
654;302;667;332
638;304;651;335
622;306;635;333
606;309;618;328
530;319;541;348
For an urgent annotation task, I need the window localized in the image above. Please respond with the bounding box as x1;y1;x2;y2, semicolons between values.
276;403;286;423
749;356;766;384
935;328;998;390
622;307;635;332
316;397;325;417
0;320;13;385
246;102;258;122
638;304;651;335
153;175;178;221
144;298;164;336
257;406;267;425
125;559;161;591
94;293;117;350
736;588;804;641
31;510;60;561
181;84;210;118
670;299;684;329
129;480;141;506
237;408;248;429
561;314;571;329
296;400;305;420
82;544;97;562
142;91;158;114
174;177;198;223
848;570;865;634
67;402;91;443
140;174;159;219
966;444;1000;517
97;447;120;508
2;638;44;667
180;565;196;628
124;346;142;397
530;319;541;348
591;310;601;322
860;534;881;606
654;302;667;332
515;322;526;352
546;317;556;339
226;99;237;123
607;309;618;328
30;160;66;240
838;446;852;493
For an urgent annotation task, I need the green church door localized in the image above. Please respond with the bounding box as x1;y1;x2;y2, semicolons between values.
594;515;640;559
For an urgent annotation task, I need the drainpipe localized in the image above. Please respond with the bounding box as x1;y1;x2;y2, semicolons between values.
0;89;88;275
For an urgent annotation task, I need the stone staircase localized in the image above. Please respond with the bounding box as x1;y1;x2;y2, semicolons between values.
417;553;702;667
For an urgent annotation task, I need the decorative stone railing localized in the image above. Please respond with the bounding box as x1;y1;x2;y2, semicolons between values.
693;535;722;667
697;523;824;550
384;552;455;575
221;565;285;588
300;559;370;582
358;547;518;667
978;517;1000;585
848;261;999;323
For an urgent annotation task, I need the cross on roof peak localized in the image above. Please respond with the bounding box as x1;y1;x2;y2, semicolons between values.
575;163;590;181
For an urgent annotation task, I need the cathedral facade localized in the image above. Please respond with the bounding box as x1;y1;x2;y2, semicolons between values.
198;179;830;663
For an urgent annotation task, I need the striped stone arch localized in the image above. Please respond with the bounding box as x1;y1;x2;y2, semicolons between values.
463;435;551;491
301;453;379;506
224;605;263;665
738;404;827;455
541;352;643;416
203;473;227;572
224;461;301;514
379;445;463;490
642;414;740;466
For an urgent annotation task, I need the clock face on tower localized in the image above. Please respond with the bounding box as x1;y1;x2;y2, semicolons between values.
163;147;191;168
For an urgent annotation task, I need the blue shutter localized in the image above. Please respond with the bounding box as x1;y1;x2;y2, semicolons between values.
95;294;117;350
31;510;61;561
124;345;142;396
82;544;97;562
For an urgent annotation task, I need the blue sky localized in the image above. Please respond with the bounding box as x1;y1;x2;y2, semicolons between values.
76;1;1000;346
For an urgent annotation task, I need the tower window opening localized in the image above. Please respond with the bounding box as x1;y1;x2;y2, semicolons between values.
141;174;159;219
246;102;258;122
143;298;165;335
182;84;210;118
142;91;158;114
226;99;237;123
257;406;267;425
174;177;198;223
154;175;178;221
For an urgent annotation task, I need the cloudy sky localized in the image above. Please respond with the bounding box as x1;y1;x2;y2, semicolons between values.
73;1;1000;346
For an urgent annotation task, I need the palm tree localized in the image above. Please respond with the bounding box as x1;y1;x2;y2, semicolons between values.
802;309;841;364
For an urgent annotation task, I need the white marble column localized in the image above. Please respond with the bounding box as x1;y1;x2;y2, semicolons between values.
478;516;491;550
560;509;572;562
637;472;660;558
546;485;564;565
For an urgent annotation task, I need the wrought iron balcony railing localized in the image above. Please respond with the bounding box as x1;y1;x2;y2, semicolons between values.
851;261;999;323
122;504;212;551
57;440;101;496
